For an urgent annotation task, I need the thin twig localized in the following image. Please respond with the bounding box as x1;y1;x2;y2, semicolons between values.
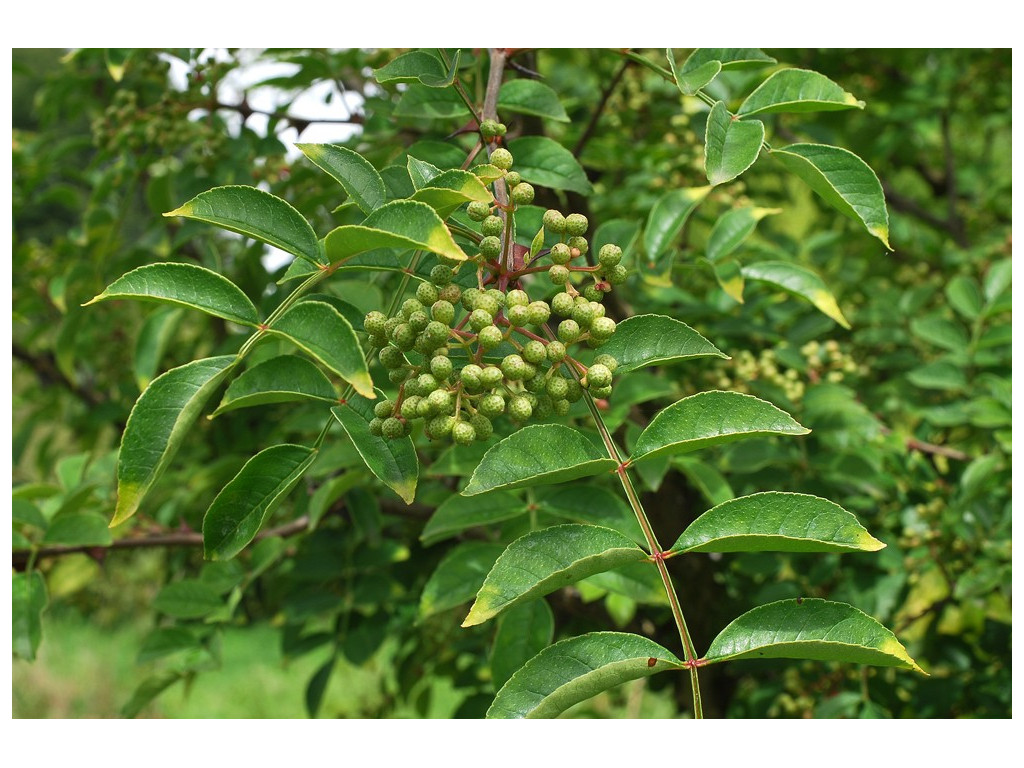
573;59;630;157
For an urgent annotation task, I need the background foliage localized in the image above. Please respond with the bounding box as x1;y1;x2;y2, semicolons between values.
12;47;1011;718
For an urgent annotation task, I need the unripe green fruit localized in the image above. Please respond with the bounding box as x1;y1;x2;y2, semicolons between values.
430;264;453;285
479;119;499;138
491;148;513;170
546;340;567;363
494;122;507;136
430;355;454;381
586;336;608;349
567;235;589;255
469;308;493;331
417;373;439;393
501;354;528;380
480;236;502;259
590;384;613;399
521;361;538;379
507;305;529;327
428;388;454;414
571;302;595;329
438;283;461;304
467;201;491;221
550;242;572;265
543;209;566;233
553;398;571;416
558;319;581;343
368;332;388;349
522;392;539;408
508;395;533;421
461;287;481;310
414;333;435;355
479;393;505;418
425;321;449;347
505;289;530;307
416;282;439;306
511;182;535;205
389;368;410;384
470;413;493;440
522;340;546;364
477;325;503;350
598;244;622;268
460;363;483;390
452;421;476;445
409;311;430;332
402;298;423;319
547;375;569;399
583;285;604;303
364;311;387;336
594;354;618;373
504;171;521;187
587;363;613;388
482;215;504;237
480;366;504;389
431;300;455;326
417;396;436;418
565;379;583;403
525;373;547;393
374;400;395;418
401;396;422;421
549;265;570;285
427;414;455;439
607;264;628;285
384;316;402;337
526;301;551;326
382;417;406;439
565;213;588;236
392;323;415;350
589;301;606;319
484;289;506;308
368;417;384;436
551;293;575;317
535;395;554;418
590;316;616;339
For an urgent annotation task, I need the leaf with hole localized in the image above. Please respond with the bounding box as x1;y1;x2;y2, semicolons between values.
164;186;322;266
772;143;890;249
596;314;726;374
462;425;616;496
267;301;372;398
671;492;883;554
742;260;850;328
113;355;237;526
487;632;683;718
85;263;260;327
738;68;864;117
463;525;648;627
705;101;764;186
704;598;924;673
630;391;808;464
296;144;385;214
203;443;318;560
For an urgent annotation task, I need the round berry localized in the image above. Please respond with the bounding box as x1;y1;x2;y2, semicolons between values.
392;323;415;350
546;375;569;399
427;414;455;439
452;421;476;445
389;368;409;384
460;364;483;390
565;213;588;236
431;300;455;326
598;244;622;268
470;413;493;440
524;372;547;393
589;301;606;319
368;417;384;437
594;354;619;373
461;287;481;311
534;395;554;418
571;302;595;329
438;283;462;304
504;171;521;188
374;400;395;419
586;363;613;388
590;316;616;339
549;265;570;285
526;301;551;326
417;373;439;393
501;354;528;381
522;340;546;365
550;242;572;265
491;148;513;170
479;393;505;418
467;201;490;221
409;310;430;332
543;209;566;233
428;388;454;414
558;319;581;344
567;235;589;255
424;321;449;347
430;355;454;381
377;344;404;370
482;215;503;237
553;398;571;416
564;379;583;403
551;292;575;317
607;264;628;285
583;285;604;303
507;304;529;327
400;396;422;421
416;282;439;306
401;298;423;319
430;264;453;285
479;119;499;138
590;385;613;399
469;308;493;331
417;396;436;418
480;366;504;389
511;182;535;205
508;395;533;421
546;340;567;363
480;236;502;259
382;417;406;440
364;311;387;336
494;122;507;136
414;333;437;354
477;325;503;350
484;289;506;308
506;289;530;307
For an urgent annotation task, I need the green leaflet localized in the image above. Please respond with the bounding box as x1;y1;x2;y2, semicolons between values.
331;394;418;505
152;579;224;619
596;314;726;374
410;169;493;218
704;598;924;673
113;355;237;526
419;542;504;620
373;50;447;85
708;258;745;302
683;48;776;71
296;144;385;214
85;263;260;327
491;600;555;690
507;136;593;195
420;490;528;546
323;200;468;264
487;632;683;719
498;79;570;122
267;301;373;398
462;425;617;496
946;275;984;320
203;443;318;560
742;260;851;328
133;307;184;390
671;492;884;554
667;48;721;95
121;672;184;719
407;156;442;188
738;68;864;117
212;355;338;416
42;511;113;547
643;186;711;259
706;206;780;263
772;143;891;249
463;524;649;627
164;186;322;266
629;391;809;464
536;485;645;545
12;571;48;661
394;84;469;119
910;315;970;352
705;101;765;186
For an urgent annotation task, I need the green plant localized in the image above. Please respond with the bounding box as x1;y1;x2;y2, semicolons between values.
44;47;930;718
